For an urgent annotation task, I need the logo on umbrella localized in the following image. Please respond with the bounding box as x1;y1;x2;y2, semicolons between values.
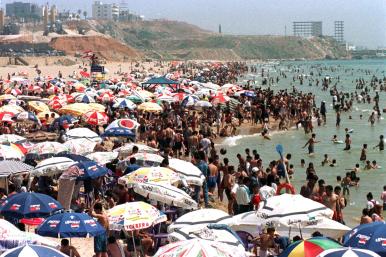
375;237;386;246
48;202;57;209
84;219;97;227
30;204;41;211
357;234;370;244
65;220;80;228
9;204;20;211
48;220;60;228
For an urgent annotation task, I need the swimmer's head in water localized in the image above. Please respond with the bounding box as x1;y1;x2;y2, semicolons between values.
220;148;227;155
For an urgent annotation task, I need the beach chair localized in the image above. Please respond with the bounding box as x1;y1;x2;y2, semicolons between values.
236;230;255;252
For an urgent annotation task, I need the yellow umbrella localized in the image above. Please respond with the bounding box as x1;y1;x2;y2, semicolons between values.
58;103;92;116
0;105;24;114
136;90;154;99
137;102;163;112
28;101;50;113
88;103;106;112
37;111;59;121
0;94;16;101
118;167;182;186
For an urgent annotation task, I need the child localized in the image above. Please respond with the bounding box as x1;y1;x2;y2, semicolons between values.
300;159;305;168
360;144;367;162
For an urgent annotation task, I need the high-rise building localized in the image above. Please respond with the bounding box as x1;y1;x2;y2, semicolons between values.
92;1;119;20
5;2;43;21
50;5;56;24
0;9;4;33
293;21;323;37
334;21;344;43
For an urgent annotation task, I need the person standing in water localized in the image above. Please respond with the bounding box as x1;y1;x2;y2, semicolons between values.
303;133;320;155
374;135;384;151
368;112;376;126
360;144;367;161
343;134;351;151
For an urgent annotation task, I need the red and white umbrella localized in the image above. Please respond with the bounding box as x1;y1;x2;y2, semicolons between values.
98;92;115;103
27;85;42;93
51;95;75;104
48;99;64;110
0;112;14;122
172;92;187;102
79;70;90;78
211;92;230;105
83;111;109;126
106;118;139;130
47;85;62;95
10;88;22;96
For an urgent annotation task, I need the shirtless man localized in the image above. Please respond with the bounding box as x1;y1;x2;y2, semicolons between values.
60;239;81;257
223;166;235;215
323;185;345;223
303;133;320;155
258;227;278;257
189;131;199;156
91;202;109;257
208;157;219;194
374;135;384;151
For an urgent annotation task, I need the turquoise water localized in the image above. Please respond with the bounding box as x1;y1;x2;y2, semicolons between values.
220;59;386;227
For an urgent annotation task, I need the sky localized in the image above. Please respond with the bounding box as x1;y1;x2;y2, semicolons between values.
3;0;385;48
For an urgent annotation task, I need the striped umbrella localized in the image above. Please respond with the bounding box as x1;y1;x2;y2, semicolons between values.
0;244;67;257
113;98;136;109
13;112;40;124
74;94;95;103
82;111;109;126
154;238;247;257
279;237;342;257
0;145;25;160
0;161;32;178
31;157;77;177
317;248;381;257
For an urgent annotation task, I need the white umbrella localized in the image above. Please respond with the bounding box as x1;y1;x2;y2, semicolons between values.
257;194;334;227
65;128;102;142
169;224;244;251
0;145;24;161
169;158;205;186
168;209;235;233
86;152;118;164
118;153;164;169
194;100;212;109
154;238;247;257
0;135;26;144
133;182;197;210
113;98;136;109
113;143;158;155
64;138;97;155
231;211;350;238
31;157;77;177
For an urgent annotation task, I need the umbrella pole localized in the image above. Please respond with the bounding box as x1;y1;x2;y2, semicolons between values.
131;231;137;257
288;226;291;239
298;223;303;239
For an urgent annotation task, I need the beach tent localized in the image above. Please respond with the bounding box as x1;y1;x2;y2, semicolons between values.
142;76;178;91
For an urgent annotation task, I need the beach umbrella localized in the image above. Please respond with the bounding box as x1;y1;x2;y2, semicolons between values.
74;93;95;103
279;237;342;257
27;142;68;159
0;232;58;253
10;88;22;96
70;161;109;180
126;95;143;103
154;238;247;257
82;111;109;126
137;102;163;112
118;167;182;187
257;194;334;227
0;145;25;160
168;158;205;186
194;100;212;109
0;134;26;144
317;248;381;257
50;95;74;104
211;92;230;105
0;105;24;115
343;221;386;256
168;209;236;233
86;152;118;165
0;244;67;257
55;153;91;162
0;112;15;122
172;92;186;102
0;160;34;177
0;94;16;101
181;95;199;107
48;99;64;110
87;103;106;113
168;224;245;251
73;82;86;92
113;143;158;155
98;92;115;103
65;128;102;142
105;118;139;130
27;101;49;113
63;138;96;155
119;153;164;168
80;70;90;78
36;212;105;238
0;192;63;219
100;127;135;138
59;103;93;116
31;157;77;177
133;182;197;209
107;201;166;231
50;115;77;127
113;98;136;109
12;112;40;124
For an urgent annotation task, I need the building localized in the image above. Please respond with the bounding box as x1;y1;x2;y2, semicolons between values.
293;21;323;37
334;21;344;43
92;1;119;20
5;2;43;21
0;9;4;33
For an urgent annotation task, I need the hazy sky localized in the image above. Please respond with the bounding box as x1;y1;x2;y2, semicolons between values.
5;0;385;48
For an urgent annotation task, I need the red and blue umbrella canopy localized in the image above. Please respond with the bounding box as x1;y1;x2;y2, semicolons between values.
36;212;105;238
0;192;63;219
344;221;386;256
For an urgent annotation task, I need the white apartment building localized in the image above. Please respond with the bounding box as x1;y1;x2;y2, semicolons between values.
92;1;119;20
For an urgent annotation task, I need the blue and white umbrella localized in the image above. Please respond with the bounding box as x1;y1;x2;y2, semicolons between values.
36;212;105;238
113;98;136;109
12;112;40;124
181;95;199;107
0;192;63;219
101;127;136;138
70;161;109;180
50;115;77;127
0;244;67;257
317;248;381;257
344;221;386;256
74;94;95;103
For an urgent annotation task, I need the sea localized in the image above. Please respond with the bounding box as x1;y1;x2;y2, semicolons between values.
219;59;386;227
